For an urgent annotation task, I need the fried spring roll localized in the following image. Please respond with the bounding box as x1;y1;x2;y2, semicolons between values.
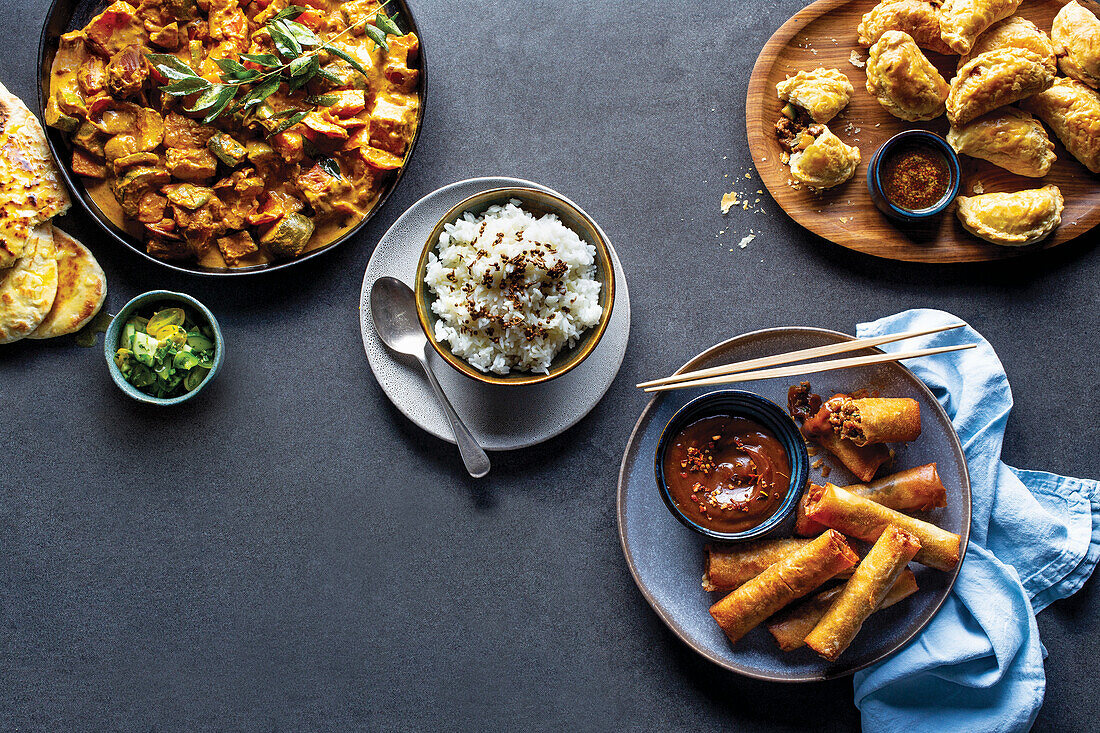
703;538;857;591
767;568;918;652
804;526;922;661
802;396;891;482
827;397;922;446
708;530;859;646
805;484;961;571
795;463;947;536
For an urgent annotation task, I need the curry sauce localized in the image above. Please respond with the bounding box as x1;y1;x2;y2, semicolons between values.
46;0;420;268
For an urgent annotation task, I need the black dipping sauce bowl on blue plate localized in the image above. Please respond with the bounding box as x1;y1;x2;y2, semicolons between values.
867;130;961;225
654;391;809;542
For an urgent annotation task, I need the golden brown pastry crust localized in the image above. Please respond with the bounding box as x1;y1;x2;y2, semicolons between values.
789;126;861;189
939;0;1023;55
955;185;1063;246
947;108;1056;177
866;31;950;121
858;0;955;55
1053;1;1100;89
946;48;1055;125
958;16;1057;72
776;68;855;124
1021;77;1100;173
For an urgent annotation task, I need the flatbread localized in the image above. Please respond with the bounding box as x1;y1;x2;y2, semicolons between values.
0;224;58;343
0;81;71;269
27;227;105;339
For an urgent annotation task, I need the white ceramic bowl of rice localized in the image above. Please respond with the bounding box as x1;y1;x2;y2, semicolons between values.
415;187;615;386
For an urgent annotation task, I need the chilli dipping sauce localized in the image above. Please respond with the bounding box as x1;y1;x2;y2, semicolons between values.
663;416;792;534
880;143;951;211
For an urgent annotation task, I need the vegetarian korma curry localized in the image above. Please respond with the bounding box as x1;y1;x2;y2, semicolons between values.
45;0;420;268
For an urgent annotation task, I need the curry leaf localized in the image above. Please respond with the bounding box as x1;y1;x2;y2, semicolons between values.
374;12;401;36
241;52;281;68
364;23;388;51
322;44;370;77
145;53;198;81
318;157;342;179
160;76;212;96
282;19;321;47
307;93;339;106
200;86;238;124
238;76;282;111
268;20;302;58
187;83;233;113
267;109;309;136
286;58;319;91
269;4;308;22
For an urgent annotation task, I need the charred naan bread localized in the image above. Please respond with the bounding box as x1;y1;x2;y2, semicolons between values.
947;108;1056;177
1053;1;1100;89
789;126;861;189
1021;77;1100;173
958;16;1057;72
867;31;950;121
776;68;854;124
0;82;71;269
939;0;1023;55
858;0;955;55
955;185;1063;246
946;48;1055;125
27;227;105;339
0;224;57;343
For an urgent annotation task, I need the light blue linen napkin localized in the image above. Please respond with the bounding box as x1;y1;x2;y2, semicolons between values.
851;309;1100;733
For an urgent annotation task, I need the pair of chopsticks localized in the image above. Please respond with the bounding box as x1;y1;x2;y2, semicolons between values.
637;323;976;393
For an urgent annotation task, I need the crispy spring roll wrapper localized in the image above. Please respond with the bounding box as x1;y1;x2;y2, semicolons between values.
801;396;891;482
805;484;961;571
703;538;856;591
767;568;918;652
795;463;948;536
708;530;859;645
829;397;922;446
804;526;923;661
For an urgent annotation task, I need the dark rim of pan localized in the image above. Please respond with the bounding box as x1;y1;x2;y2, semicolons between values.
36;0;427;277
617;326;973;682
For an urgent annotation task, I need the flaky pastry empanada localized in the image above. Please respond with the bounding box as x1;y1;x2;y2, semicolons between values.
946;48;1055;125
776;68;855;124
947;108;1056;177
1052;0;1100;88
866;31;950;121
955;185;1063;246
857;0;955;55
939;0;1022;54
789;125;861;189
958;16;1057;72
1021;77;1100;173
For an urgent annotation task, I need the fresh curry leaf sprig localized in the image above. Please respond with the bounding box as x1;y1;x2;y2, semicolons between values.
144;0;400;128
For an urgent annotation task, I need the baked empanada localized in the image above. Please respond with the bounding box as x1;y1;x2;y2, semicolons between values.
776;68;854;124
789;125;861;189
939;0;1022;54
858;0;954;55
946;48;1055;125
1052;0;1100;89
947;108;1056;177
958;16;1057;72
867;31;950;121
955;185;1063;246
1021;77;1100;173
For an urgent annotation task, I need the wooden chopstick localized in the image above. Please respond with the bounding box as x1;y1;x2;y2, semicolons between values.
636;322;966;389
642;343;976;393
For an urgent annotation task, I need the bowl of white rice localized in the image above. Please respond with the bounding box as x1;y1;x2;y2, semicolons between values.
415;187;615;386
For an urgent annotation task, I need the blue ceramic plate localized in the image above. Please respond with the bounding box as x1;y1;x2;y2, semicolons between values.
617;327;971;682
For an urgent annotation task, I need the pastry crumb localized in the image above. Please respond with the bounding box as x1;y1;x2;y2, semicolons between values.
973;181;985;194
849;50;866;68
737;234;756;249
721;191;740;214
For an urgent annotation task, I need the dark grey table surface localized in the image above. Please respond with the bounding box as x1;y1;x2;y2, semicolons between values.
3;0;1099;730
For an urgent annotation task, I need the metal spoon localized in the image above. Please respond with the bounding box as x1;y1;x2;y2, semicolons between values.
370;276;491;478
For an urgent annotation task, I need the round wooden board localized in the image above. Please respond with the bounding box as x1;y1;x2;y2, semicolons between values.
745;0;1100;263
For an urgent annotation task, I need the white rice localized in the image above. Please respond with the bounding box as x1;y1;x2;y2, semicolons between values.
424;199;603;374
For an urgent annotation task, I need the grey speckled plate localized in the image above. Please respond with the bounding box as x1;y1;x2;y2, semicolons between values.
617;328;971;682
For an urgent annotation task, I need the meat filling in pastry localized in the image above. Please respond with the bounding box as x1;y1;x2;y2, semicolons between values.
1021;77;1100;173
776;68;855;124
939;0;1023;55
955;185;1064;246
947;108;1056;177
857;0;955;55
866;31;950;121
946;48;1055;125
785;125;861;190
1052;0;1100;89
958;16;1058;72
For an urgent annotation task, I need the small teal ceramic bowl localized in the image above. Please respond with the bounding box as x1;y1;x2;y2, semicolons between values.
654;390;810;542
104;290;224;406
867;130;961;225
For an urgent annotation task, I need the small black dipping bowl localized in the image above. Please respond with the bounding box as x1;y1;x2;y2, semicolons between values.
654;390;810;542
867;130;961;225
